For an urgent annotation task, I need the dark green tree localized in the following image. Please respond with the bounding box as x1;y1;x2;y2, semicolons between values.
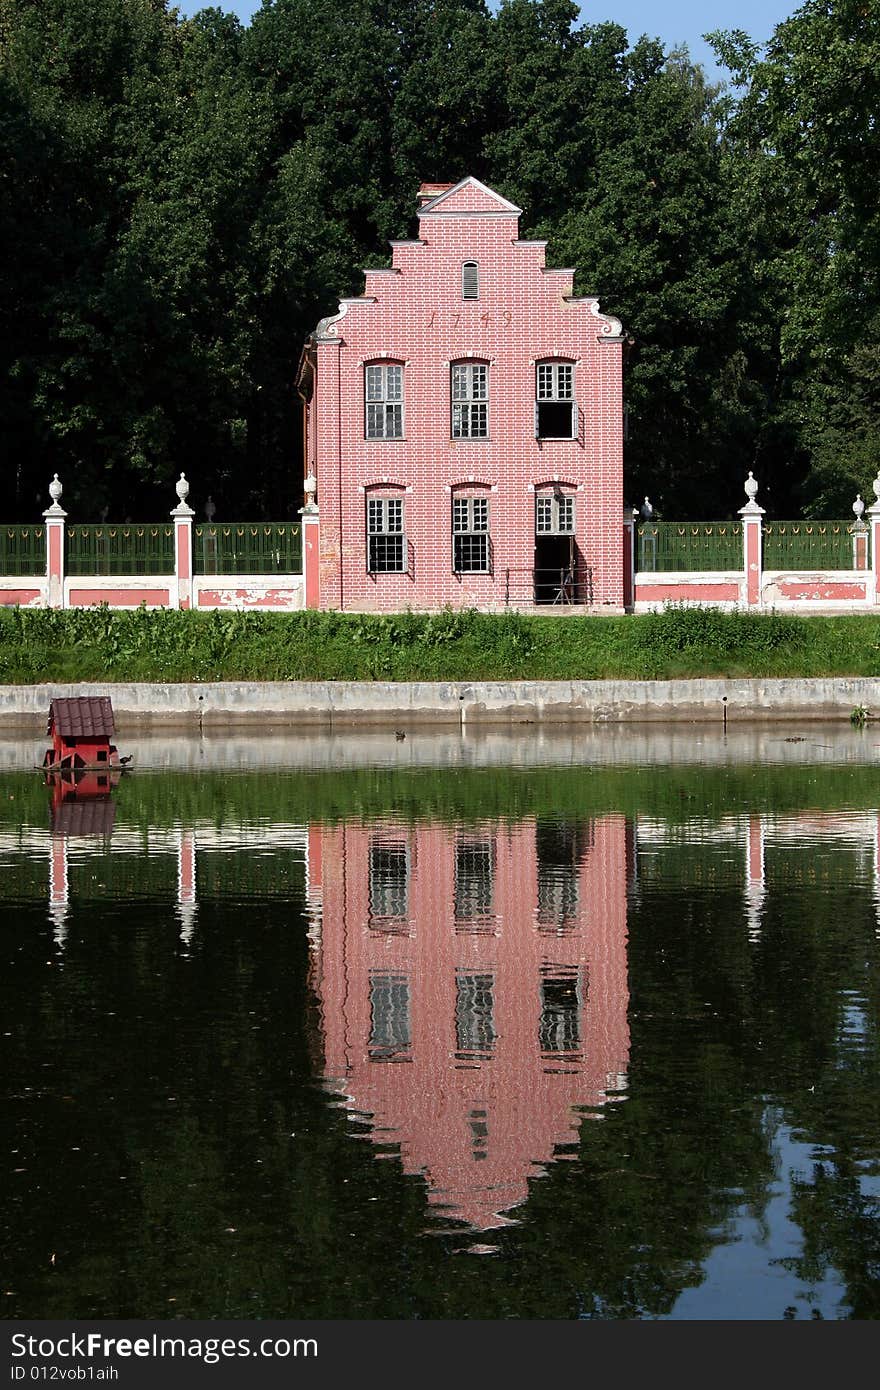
710;0;880;515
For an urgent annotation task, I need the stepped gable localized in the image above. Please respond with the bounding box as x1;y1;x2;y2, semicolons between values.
48;696;115;738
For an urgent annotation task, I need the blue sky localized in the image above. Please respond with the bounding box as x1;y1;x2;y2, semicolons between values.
174;1;802;82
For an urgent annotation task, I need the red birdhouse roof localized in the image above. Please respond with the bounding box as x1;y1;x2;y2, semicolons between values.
47;697;115;738
51;800;117;836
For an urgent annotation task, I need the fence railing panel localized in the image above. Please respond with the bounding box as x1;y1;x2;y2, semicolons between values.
66;525;175;575
503;566;593;606
0;525;45;576
763;521;865;570
193;523;302;575
637;522;742;573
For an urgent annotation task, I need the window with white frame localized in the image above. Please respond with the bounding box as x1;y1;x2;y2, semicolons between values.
535;360;577;439
451;362;488;438
462;261;479;299
454;836;495;928
455;972;496;1057
365;363;403;439
368;836;409;927
452;494;489;573
369;971;411;1061
535;491;575;535
367;495;405;573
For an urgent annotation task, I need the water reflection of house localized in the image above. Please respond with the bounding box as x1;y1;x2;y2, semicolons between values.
46;771;118;947
306;816;631;1230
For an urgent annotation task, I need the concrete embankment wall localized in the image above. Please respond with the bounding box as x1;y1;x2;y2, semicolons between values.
1;678;878;731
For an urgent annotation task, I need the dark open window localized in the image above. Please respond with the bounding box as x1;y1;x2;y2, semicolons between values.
539;970;581;1056
535;361;577;439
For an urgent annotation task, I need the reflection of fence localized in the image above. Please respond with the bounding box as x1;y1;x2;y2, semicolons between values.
0;525;44;576
66;525;175;575
194;523;302;574
637;522;742;572
504;566;594;606
763;520;865;570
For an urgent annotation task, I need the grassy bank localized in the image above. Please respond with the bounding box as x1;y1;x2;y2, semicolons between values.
2;605;880;683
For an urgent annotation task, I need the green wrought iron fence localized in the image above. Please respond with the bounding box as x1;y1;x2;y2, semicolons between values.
0;525;45;576
637;522;742;573
193;523;302;574
65;524;175;575
763;521;866;570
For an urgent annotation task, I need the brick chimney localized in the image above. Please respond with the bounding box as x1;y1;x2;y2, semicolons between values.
416;181;455;207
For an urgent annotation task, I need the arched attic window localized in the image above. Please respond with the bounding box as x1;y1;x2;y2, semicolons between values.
462;261;479;300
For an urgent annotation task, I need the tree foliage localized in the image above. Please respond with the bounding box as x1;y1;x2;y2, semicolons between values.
1;0;878;519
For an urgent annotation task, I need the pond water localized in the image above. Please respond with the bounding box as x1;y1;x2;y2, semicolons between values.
1;725;878;1320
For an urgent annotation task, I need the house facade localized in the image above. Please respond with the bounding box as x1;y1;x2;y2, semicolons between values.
296;177;626;612
306;814;631;1229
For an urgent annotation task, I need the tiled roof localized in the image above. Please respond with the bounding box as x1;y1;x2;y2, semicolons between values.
48;697;115;738
51;799;117;836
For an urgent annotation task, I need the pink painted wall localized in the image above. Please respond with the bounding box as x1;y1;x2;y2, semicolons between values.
635;581;740;603
308;815;630;1230
0;589;41;606
68;588;170;607
195;587;301;609
767;578;866;601
306;178;625;613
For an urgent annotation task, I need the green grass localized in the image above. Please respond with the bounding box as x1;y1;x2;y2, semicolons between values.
2;604;880;683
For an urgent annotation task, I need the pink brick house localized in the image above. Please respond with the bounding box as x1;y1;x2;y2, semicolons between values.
296;177;626;612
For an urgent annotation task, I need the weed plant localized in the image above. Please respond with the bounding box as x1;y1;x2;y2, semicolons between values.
1;603;879;683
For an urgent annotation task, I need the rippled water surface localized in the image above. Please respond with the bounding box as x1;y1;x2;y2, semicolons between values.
1;726;879;1319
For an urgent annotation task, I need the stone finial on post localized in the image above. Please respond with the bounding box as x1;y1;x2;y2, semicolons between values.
738;471;765;607
170;472;195;610
42;474;67;609
852;494;868;571
300;470;320;609
868;474;880;605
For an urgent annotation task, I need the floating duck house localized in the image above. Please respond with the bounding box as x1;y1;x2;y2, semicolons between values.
43;696;121;771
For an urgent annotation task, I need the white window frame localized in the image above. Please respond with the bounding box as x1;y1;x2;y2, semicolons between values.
535;361;577;440
368;836;410;925
462;261;479;300
536;492;575;535
366;495;406;573
452;494;490;573
365;362;404;440
451;362;488;439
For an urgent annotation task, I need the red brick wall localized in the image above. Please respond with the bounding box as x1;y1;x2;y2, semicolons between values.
308;178;625;612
